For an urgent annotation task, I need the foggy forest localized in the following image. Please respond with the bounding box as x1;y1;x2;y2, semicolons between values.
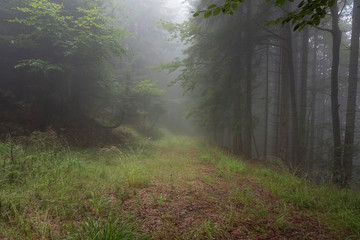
1;0;360;239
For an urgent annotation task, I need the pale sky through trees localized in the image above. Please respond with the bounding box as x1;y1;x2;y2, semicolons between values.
165;0;188;22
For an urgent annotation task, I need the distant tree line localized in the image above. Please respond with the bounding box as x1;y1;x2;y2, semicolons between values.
164;0;360;187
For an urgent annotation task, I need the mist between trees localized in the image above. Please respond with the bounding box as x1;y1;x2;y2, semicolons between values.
0;0;191;141
1;0;360;189
162;0;360;188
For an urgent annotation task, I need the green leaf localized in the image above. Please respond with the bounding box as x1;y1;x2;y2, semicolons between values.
213;7;221;16
204;10;212;18
224;3;231;12
193;12;200;17
207;4;217;9
231;3;239;10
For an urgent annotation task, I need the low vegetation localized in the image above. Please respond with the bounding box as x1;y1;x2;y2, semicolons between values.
0;129;359;239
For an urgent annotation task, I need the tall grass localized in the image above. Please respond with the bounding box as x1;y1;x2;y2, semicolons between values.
197;143;360;238
0;130;151;239
2;132;360;239
68;217;144;240
256;168;360;237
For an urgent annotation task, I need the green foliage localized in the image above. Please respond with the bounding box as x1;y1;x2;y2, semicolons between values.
133;80;163;97
161;0;266;133
14;59;63;76
98;79;165;129
195;0;334;31
10;0;126;57
0;0;129;131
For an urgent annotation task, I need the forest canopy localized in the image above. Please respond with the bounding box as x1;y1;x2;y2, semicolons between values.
198;0;336;30
0;0;169;144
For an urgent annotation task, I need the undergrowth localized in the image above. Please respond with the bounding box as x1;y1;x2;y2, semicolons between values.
1;131;360;239
197;141;360;238
256;168;360;237
0;129;150;239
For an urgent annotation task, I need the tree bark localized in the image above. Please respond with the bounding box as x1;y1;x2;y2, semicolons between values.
244;0;253;159
343;0;360;187
278;25;291;164
281;4;299;168
264;45;269;160
299;27;309;168
274;44;282;155
308;29;318;170
330;3;343;185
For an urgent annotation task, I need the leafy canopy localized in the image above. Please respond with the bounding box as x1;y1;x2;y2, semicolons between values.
195;0;335;31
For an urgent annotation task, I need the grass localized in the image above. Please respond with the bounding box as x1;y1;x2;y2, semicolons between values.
0;130;203;239
255;168;360;237
197;142;360;238
0;131;153;239
68;217;144;240
1;131;360;239
191;220;227;240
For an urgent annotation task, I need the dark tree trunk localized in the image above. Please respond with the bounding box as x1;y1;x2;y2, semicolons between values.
299;27;309;167
274;44;282;155
245;0;253;159
264;45;269;159
343;0;360;187
278;27;291;163
282;8;299;168
330;3;343;185
308;29;319;170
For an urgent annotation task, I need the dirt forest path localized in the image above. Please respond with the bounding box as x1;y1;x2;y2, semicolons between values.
119;138;339;240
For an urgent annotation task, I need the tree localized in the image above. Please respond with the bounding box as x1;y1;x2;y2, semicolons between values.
199;0;336;30
0;0;126;129
329;1;343;185
343;0;360;186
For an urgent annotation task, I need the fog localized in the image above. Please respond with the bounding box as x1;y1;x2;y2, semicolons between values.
2;0;360;185
2;0;360;238
1;0;360;182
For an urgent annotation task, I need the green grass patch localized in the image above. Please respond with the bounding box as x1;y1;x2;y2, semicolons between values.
123;162;151;188
68;217;146;240
202;176;215;184
191;220;227;240
196;142;360;237
255;168;360;237
216;156;246;180
2;132;360;239
229;187;253;208
0;130;156;239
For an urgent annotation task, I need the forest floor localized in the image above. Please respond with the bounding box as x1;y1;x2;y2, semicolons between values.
0;132;359;239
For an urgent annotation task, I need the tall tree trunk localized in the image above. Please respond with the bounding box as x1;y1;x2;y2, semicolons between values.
264;45;269;159
299;27;309;167
330;3;343;185
278;26;291;164
274;44;282;155
308;29;319;170
282;4;300;168
245;0;253;158
343;0;360;187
